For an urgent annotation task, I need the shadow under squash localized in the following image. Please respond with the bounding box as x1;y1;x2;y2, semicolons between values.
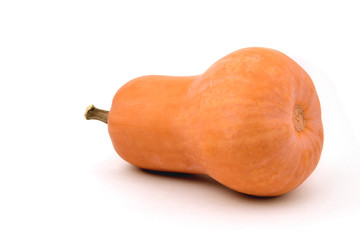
137;168;288;201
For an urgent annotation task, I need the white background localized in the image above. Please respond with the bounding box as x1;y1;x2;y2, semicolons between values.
1;0;359;239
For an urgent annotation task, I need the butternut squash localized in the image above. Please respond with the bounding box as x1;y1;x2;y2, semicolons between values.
85;47;324;197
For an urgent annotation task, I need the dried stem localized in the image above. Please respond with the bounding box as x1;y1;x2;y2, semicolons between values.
84;105;109;124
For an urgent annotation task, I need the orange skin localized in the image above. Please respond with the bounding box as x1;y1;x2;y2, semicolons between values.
108;47;324;197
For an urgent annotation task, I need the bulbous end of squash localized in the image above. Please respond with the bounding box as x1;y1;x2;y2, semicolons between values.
187;47;324;197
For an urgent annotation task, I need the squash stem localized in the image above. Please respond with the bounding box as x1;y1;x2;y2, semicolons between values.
84;105;109;124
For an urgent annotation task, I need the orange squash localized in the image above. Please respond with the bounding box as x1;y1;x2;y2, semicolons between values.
85;47;324;197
